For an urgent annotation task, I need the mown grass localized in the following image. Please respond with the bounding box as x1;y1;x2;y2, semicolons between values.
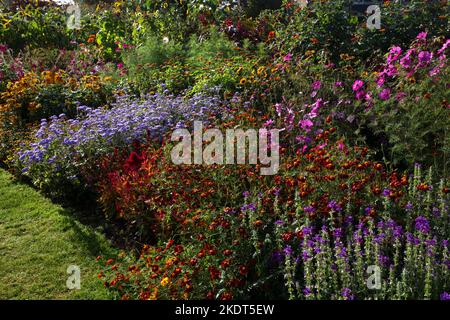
0;169;117;299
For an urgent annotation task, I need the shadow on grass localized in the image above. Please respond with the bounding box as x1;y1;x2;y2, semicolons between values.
58;208;119;260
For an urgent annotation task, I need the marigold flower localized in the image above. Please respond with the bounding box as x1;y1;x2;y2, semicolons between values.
160;277;170;287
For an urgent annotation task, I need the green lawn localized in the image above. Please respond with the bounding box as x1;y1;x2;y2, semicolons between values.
0;169;117;299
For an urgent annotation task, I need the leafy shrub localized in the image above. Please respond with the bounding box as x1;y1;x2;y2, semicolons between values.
15;91;224;199
120;27;261;95
254;33;449;174
0;70;114;162
0;5;75;51
187;26;237;67
362;34;450;173
268;0;449;65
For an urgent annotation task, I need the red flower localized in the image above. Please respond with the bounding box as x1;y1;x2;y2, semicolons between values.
174;245;184;255
123;151;144;172
220;292;233;300
223;249;233;256
206;291;215;300
220;259;231;268
208;266;221;280
239;265;249;276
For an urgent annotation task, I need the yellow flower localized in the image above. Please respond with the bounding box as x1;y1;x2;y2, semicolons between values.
257;66;265;76
28;101;39;111
340;53;355;61
239;78;247;85
149;288;158;300
160;277;170;287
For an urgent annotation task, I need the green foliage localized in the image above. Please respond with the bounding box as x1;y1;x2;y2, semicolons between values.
270;0;449;65
124;34;183;69
244;0;283;17
187;26;236;67
363;38;450;174
0;6;74;51
120;26;259;95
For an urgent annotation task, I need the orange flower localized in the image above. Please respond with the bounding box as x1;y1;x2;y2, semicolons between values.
311;37;319;44
87;34;96;43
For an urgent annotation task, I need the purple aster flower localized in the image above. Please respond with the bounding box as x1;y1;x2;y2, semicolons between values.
301;250;311;261
275;220;284;226
393;226;403;239
432;207;441;217
242;191;250;198
425;239;437;257
373;233;386;244
440;292;450;300
341;288;354;300
353;229;364;244
18;92;224;179
333;228;343;239
444;260;450;270
364;206;374;216
415;216;430;234
328;200;342;212
344;215;353;227
314;234;327;245
283;245;293;256
337;247;347;258
378;255;390;267
303;287;312;296
406;232;420;245
302;226;314;236
303;206;316;214
270;250;284;266
405;202;413;210
382;189;391;197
